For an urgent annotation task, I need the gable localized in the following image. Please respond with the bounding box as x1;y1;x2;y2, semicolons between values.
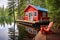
24;4;48;12
24;5;37;12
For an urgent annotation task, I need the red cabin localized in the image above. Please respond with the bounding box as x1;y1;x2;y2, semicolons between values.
16;4;54;36
24;4;49;21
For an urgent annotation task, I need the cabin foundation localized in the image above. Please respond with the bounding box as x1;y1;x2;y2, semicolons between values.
17;24;60;40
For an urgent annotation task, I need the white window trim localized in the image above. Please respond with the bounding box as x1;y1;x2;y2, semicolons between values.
25;12;28;17
27;11;33;21
25;11;38;20
33;11;38;17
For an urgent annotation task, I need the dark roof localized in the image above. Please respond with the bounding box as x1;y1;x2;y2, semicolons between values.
34;6;48;12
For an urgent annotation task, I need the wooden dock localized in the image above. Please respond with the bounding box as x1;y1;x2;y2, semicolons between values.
16;20;60;40
16;20;39;24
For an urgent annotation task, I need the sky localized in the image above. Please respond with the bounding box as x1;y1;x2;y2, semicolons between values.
0;0;8;8
0;0;18;8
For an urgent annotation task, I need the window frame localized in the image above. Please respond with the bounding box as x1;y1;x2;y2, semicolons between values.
33;30;37;34
43;12;47;17
29;12;33;17
27;11;33;21
33;11;38;17
29;28;33;33
25;12;28;16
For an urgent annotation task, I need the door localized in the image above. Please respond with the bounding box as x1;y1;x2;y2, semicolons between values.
29;13;33;21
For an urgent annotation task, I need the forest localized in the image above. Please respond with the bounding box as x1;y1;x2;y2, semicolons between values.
0;0;60;40
0;0;60;28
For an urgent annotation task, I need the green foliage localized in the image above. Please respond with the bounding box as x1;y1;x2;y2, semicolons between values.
19;0;26;16
45;0;60;27
0;7;13;25
0;0;60;28
19;0;60;27
17;0;60;40
18;26;27;40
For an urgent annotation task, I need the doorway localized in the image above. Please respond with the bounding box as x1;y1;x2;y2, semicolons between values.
29;13;33;21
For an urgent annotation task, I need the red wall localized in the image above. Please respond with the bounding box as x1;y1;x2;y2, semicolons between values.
38;11;49;21
38;11;43;20
24;16;28;20
24;6;49;21
24;6;38;21
25;6;37;12
33;16;38;21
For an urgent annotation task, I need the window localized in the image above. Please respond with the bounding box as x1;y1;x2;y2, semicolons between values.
25;12;28;16
43;12;46;17
33;30;37;34
29;12;32;17
29;28;32;33
34;12;37;16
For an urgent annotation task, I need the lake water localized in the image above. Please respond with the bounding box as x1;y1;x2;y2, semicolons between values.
0;23;18;40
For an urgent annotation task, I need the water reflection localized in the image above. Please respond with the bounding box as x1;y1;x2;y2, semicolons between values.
0;23;18;40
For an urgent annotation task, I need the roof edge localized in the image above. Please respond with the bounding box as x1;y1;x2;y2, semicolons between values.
24;4;38;12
